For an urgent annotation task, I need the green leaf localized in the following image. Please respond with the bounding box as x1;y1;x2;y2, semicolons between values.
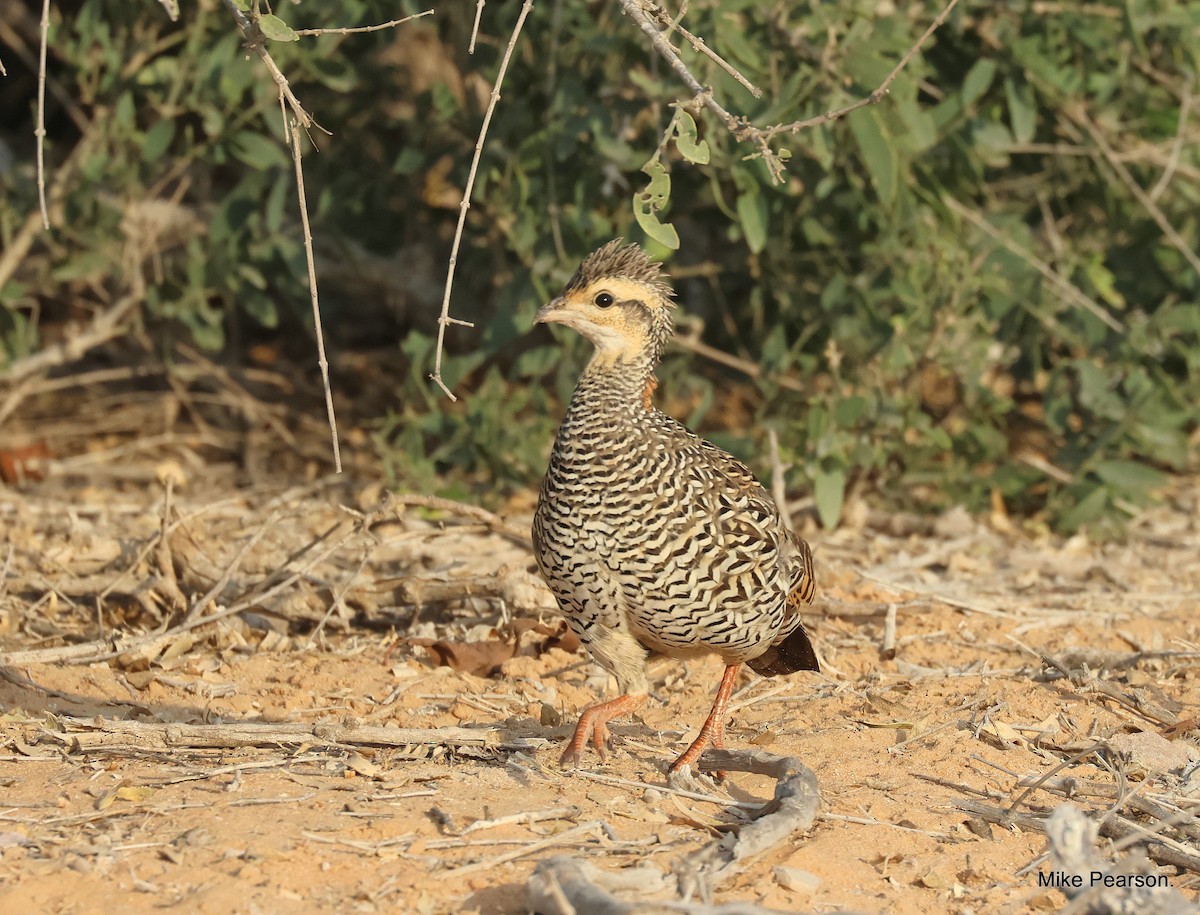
1004;76;1037;144
1058;484;1110;532
1093;460;1167;491
230;131;289;169
961;58;997;109
848;108;897;207
736;187;768;254
141;119;175;161
258;14;298;42
632;159;680;250
814;468;846;530
673;111;710;165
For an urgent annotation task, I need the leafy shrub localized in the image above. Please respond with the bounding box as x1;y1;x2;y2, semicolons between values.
0;0;1196;530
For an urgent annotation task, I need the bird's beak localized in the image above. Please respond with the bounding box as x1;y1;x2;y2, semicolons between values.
535;297;566;325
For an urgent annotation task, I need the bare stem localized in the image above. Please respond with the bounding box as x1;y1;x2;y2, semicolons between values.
290;116;342;473
294;11;434;38
944;196;1125;333
469;0;486;54
220;0;324;133
36;0;51;230
615;0;961;182
431;0;534;401
1069;103;1200;281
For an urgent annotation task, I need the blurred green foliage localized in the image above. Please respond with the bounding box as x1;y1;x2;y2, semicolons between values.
0;0;1197;531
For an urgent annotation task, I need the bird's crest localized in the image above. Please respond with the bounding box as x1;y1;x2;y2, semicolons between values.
565;239;674;303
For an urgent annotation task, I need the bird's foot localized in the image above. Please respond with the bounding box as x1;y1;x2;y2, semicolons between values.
668;734;727;781
668;696;728;779
559;693;648;768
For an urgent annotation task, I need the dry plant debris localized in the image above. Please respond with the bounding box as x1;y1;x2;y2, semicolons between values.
0;471;1198;913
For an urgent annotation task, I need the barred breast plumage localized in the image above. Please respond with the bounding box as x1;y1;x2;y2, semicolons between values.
532;239;818;775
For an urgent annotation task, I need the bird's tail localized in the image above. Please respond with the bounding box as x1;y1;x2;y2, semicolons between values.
747;624;820;676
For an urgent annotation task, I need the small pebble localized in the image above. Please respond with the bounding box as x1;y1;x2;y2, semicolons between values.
773;866;821;894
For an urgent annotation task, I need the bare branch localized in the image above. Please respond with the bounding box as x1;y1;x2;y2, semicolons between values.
35;0;50;230
943;196;1125;333
293;10;434;38
431;0;533;401
469;0;486;54
647;4;760;98
289;115;342;473
1068;103;1200;281
616;0;961;183
219;0;326;134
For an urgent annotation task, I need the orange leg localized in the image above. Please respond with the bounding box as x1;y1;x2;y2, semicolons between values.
669;663;740;776
560;693;649;766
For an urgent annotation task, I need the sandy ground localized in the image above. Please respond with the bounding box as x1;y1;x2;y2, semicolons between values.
1;474;1198;914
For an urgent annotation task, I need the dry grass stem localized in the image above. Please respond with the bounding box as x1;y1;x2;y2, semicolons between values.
48;717;548;755
386;492;532;546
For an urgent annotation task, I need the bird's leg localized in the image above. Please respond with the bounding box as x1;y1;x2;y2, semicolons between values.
560;693;648;767
669;663;740;777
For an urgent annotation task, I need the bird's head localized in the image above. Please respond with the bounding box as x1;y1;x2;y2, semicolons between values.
535;240;674;367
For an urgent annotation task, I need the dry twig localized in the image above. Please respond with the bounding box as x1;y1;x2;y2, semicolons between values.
944;196;1125;333
1046;804;1196;915
529;749;824;913
35;0;50;229
288;116;342;472
616;0;961;182
431;0;534;400
1068;103;1200;281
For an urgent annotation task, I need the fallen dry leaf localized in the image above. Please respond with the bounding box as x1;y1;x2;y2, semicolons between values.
407;619;581;677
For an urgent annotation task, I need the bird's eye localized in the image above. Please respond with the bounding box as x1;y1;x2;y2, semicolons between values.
594;292;615;308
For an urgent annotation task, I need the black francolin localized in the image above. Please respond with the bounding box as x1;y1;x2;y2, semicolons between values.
532;240;819;775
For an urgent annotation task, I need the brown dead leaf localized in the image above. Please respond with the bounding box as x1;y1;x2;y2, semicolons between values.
409;637;516;677
0;443;52;485
1161;717;1198;739
511;618;582;654
407;619;581;677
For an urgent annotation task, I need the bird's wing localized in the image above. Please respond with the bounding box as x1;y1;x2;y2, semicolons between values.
692;434;817;607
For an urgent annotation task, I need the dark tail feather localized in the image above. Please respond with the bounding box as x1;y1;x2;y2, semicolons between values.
747;626;820;677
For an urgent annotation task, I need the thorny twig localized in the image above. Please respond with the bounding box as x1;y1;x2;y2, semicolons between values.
616;0;961;183
431;0;534;401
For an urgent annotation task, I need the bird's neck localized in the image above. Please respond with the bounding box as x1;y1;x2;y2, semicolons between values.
570;350;660;418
